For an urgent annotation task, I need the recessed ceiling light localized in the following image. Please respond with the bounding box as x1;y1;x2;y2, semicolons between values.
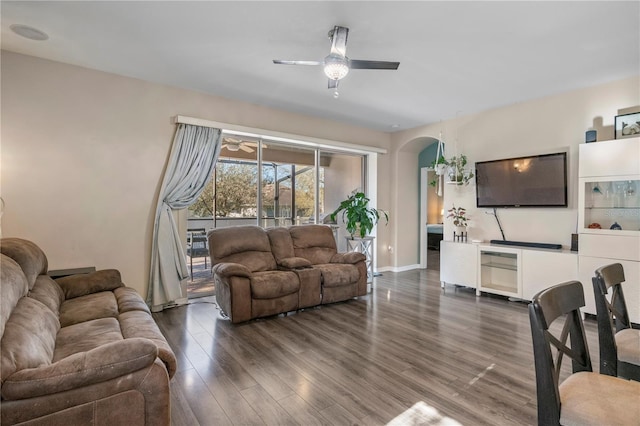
10;24;49;41
390;124;400;129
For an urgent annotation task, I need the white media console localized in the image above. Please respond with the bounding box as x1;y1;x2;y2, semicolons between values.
440;241;578;301
439;137;640;324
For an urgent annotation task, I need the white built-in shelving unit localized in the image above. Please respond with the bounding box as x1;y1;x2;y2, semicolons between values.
578;137;640;323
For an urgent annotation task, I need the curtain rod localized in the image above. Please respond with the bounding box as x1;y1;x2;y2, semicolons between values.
174;115;387;155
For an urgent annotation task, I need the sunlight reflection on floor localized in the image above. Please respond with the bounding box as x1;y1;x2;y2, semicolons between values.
386;401;463;426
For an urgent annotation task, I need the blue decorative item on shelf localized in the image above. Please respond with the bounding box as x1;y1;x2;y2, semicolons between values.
610;222;622;230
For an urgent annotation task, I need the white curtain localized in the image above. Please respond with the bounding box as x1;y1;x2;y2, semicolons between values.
148;124;222;311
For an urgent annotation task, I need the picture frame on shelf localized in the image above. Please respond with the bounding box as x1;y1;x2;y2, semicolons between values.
614;112;640;139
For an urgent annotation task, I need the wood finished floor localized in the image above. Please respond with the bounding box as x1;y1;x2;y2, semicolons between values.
153;267;600;426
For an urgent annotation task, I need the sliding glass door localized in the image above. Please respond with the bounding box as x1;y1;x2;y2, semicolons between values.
188;135;365;236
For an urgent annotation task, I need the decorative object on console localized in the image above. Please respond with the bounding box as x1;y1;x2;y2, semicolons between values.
588;222;602;229
614;112;640;139
330;190;388;238
447;205;468;242
610;221;622;230
585;129;597;143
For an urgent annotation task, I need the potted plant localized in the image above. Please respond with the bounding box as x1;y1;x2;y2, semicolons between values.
447;155;474;186
429;154;474;187
330;192;389;238
429;155;449;187
447;205;468;231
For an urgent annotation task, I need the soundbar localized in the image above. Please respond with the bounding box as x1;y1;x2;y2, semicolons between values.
490;240;562;250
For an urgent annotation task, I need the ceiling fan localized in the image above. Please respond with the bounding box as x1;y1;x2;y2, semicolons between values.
273;26;400;96
222;137;262;153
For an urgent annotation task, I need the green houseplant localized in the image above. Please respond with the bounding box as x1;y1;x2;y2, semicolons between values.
447;154;474;185
429;154;474;187
330;192;389;238
446;204;468;228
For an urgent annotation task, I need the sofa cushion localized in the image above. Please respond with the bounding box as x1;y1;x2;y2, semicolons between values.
1;255;29;338
0;238;48;290
208;226;277;272
28;275;65;316
616;328;640;365
289;225;337;265
53;318;123;362
59;291;119;327
250;271;300;299
314;263;360;287
1;297;59;383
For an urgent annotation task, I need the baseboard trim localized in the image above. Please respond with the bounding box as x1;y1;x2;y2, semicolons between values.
376;264;421;273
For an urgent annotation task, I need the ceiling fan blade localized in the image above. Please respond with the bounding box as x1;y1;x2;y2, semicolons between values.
328;79;338;89
348;59;400;70
273;60;322;66
329;26;349;57
239;145;254;153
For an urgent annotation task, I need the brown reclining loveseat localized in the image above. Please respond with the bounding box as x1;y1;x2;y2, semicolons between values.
208;224;367;323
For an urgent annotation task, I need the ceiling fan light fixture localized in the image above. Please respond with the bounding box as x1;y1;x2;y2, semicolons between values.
225;144;240;152
323;55;349;80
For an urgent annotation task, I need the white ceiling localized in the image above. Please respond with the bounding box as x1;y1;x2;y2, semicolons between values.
2;1;639;132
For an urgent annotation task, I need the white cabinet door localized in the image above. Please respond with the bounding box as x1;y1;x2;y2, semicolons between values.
579;137;640;178
440;241;477;289
478;245;522;298
579;256;640;324
521;250;578;301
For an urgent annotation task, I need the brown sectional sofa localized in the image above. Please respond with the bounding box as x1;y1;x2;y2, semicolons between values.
208;224;367;323
0;238;177;425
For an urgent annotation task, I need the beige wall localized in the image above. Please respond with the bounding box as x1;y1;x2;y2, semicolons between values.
390;75;640;266
3;50;638;288
0;51;391;297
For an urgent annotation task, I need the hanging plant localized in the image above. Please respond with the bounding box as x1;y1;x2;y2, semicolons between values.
446;155;474;186
429;154;474;187
429;155;449;187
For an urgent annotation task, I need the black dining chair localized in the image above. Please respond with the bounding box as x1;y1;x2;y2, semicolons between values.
529;280;640;426
592;263;640;381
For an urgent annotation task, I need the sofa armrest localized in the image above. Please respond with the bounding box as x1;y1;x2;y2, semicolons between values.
54;269;123;299
279;257;313;270
330;252;366;264
1;338;158;400
212;262;252;278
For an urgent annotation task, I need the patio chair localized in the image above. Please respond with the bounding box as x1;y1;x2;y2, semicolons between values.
186;229;210;280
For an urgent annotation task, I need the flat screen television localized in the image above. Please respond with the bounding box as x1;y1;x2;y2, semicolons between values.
475;152;568;208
